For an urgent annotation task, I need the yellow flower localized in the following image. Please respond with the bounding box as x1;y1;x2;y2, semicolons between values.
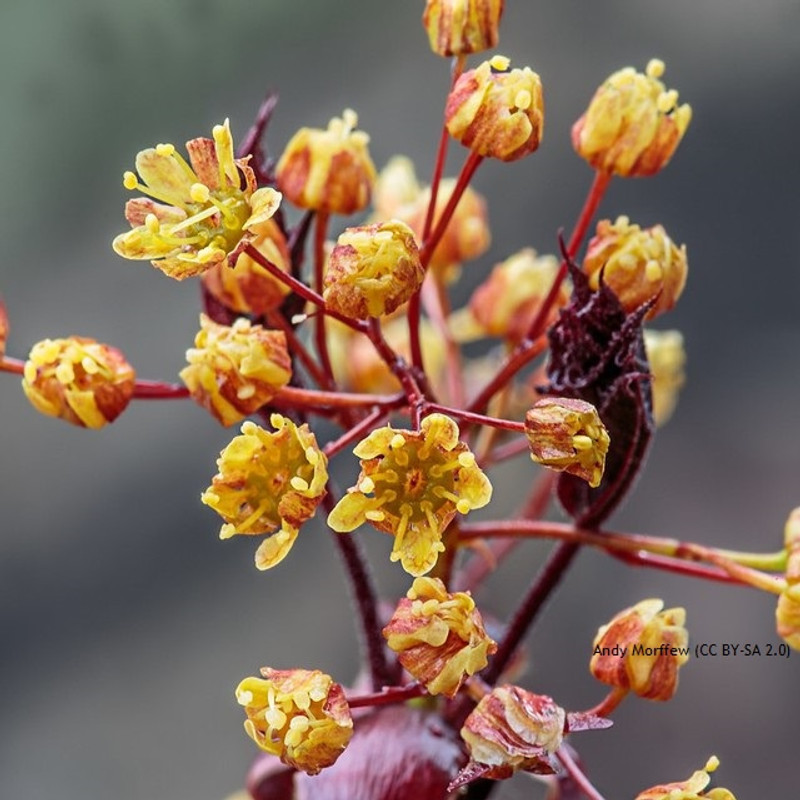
200;218;292;315
636;756;737;800
180;314;292;427
776;507;800;650
323;220;424;319
112;119;281;279
327;413;492;576
583;216;688;319
422;0;504;57
446;55;544;162
572;59;692;177
235;668;353;775
383;577;497;697
22;337;135;429
591;598;689;701
525;398;610;488
644;329;686;426
276;109;376;215
201;416;328;570
450;248;569;344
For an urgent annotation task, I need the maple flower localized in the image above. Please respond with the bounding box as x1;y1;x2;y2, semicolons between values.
276;109;376;215
572;59;692;177
450;248;569;343
327;413;492;576
22;337;135;429
525;397;610;488
382;576;497;697
636;756;737;800
180;315;292;426
591;598;689;701
583;216;688;319
644;329;686;426
235;668;353;775
201;416;328;570
776;507;800;650
113;119;281;280
323;220;424;319
422;0;504;57
446;55;544;162
201;218;292;315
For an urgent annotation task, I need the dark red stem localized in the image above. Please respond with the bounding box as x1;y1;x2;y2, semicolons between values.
347;682;425;709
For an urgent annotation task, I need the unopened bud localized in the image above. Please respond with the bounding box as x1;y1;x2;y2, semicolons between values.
323;220;424;319
422;0;505;57
276;109;376;214
525;398;609;488
635;755;737;800
776;508;800;650
446;55;544;161
591;598;689;701
22;337;135;428
572;59;692;177
382;576;497;697
584;216;688;319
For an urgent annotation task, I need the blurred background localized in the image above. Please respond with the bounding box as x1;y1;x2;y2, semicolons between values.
1;1;799;797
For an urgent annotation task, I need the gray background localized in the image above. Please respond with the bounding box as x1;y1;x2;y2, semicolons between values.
1;1;799;798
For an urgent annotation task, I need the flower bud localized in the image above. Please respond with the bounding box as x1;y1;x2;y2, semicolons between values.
327;414;492;576
235;668;353;775
323;220;424;319
644;329;686;426
776;507;800;650
583;216;688;319
451;248;569;343
572;59;692;177
636;755;737;800
180;315;292;426
201;219;292;315
276;109;376;214
372;155;421;220
22;337;135;429
422;0;504;57
202;416;328;569
591;598;689;701
525;398;609;488
382;576;497;697
446;55;544;161
457;686;566;784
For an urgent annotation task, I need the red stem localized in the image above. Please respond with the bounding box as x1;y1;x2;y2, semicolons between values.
0;356;25;375
466;335;548;414
242;243;366;334
324;406;394;459
424;402;524;433
556;747;608;800
132;380;190;399
313;211;335;382
583;687;629;719
275;386;402;409
323;489;395;691
347;682;425;709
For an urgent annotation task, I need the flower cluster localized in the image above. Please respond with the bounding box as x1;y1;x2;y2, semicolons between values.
6;4;790;799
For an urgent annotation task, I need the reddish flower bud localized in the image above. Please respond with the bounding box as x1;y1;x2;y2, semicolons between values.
572;59;691;177
422;0;504;57
591;598;689;701
583;216;688;319
382;576;497;697
636;756;737;800
446;55;544;161
276;109;376;215
22;337;135;428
